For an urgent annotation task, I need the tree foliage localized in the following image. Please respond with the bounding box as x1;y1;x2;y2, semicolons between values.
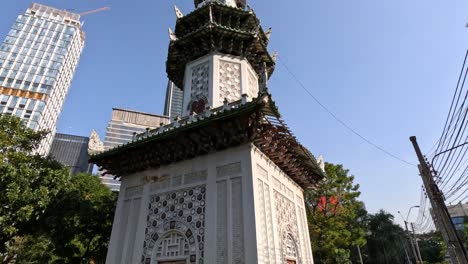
17;173;117;263
364;210;409;264
0;114;71;255
0;115;117;263
305;163;366;264
417;231;446;264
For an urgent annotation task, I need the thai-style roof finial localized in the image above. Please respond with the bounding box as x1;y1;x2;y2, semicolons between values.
241;94;248;104
222;98;230;111
158;123;165;133
168;27;177;41
88;129;105;155
265;28;272;41
174;5;184;18
204;106;212;118
271;51;278;62
317;155;326;172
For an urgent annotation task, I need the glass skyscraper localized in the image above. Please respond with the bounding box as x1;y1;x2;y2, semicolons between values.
163;80;183;118
49;133;93;175
0;3;85;154
101;108;170;191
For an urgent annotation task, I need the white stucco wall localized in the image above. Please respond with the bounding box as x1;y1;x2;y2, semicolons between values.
105;143;314;264
251;146;314;264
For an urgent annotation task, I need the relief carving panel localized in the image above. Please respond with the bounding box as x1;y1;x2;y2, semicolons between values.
142;185;206;264
219;61;241;104
274;191;302;263
248;71;258;99
189;62;210;114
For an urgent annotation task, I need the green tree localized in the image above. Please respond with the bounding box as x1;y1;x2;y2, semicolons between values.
417;231;446;264
0;115;116;263
365;210;409;264
463;218;468;250
0;114;70;258
6;234;62;263
39;173;117;263
10;173;117;264
305;163;366;264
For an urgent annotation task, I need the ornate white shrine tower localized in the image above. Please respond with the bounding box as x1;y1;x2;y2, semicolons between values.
91;1;324;263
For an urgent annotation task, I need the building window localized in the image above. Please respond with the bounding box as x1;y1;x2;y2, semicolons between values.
9;96;18;108
452;217;465;231
1;95;10;105
15;109;23;117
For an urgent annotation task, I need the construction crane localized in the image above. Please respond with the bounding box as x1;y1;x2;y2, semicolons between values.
79;7;110;17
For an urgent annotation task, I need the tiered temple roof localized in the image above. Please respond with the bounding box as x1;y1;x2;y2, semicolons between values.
167;1;275;88
90;93;325;188
92;1;324;189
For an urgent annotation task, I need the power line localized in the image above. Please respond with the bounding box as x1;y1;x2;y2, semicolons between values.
444;162;468;198
427;49;468;208
415;187;427;225
277;56;416;167
433;50;468;158
440;144;468;191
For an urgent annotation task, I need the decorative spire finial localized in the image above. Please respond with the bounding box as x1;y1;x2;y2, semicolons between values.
271;51;278;62
88;129;105;155
265;28;272;40
168;28;178;41
174;5;184;18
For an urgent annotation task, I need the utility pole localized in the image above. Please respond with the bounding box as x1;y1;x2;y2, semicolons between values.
411;222;423;263
400;237;412;264
410;136;468;264
398;208;420;263
403;220;419;263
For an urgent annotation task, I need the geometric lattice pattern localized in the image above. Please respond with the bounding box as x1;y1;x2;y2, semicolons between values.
285;234;298;260
248;71;258;99
190;62;210;112
142;185;206;264
219;61;241;104
155;232;190;258
191;62;210;98
274;191;302;264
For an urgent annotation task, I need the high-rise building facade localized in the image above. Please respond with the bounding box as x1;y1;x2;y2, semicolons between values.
49;133;93;175
0;3;85;154
101;108;170;191
163;80;183;118
446;202;468;231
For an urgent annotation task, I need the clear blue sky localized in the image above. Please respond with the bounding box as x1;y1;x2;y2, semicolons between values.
2;0;467;225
